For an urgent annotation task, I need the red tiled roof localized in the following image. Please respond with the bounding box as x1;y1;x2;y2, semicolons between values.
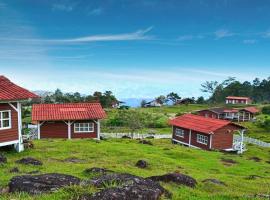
32;103;106;121
0;76;39;101
226;96;250;100
169;114;243;134
239;107;259;114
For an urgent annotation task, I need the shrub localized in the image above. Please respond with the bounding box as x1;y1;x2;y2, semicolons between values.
262;106;270;115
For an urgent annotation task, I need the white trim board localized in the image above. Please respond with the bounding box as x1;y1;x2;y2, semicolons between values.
0;140;19;147
172;138;200;149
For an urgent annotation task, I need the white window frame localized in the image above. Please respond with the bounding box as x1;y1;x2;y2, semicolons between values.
0;110;12;130
74;122;94;133
196;134;208;145
175;128;185;138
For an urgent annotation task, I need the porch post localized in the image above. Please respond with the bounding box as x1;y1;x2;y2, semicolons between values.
68;121;71;139
188;129;191;147
209;135;212;149
37;121;41;139
16;102;24;152
97;119;100;140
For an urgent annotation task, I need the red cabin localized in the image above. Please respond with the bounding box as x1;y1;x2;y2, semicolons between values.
226;96;251;104
170;114;245;151
0;76;38;152
32;103;106;139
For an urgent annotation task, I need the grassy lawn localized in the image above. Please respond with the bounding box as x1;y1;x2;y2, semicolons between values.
1;139;270;200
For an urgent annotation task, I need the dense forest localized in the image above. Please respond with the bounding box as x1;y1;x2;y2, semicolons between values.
201;77;270;103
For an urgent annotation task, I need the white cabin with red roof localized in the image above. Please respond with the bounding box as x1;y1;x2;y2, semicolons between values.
0;76;38;152
32;103;106;140
170;114;245;151
226;96;251;104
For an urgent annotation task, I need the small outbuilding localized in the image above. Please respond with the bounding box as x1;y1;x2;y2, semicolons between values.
197;108;239;120
0;76;39;152
32;103;106;140
170;114;245;151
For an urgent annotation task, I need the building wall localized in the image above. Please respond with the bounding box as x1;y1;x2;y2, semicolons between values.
197;110;219;119
0;103;18;143
212;124;239;149
172;126;211;150
40;120;97;139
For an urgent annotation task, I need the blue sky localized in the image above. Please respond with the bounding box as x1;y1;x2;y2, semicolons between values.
0;0;270;99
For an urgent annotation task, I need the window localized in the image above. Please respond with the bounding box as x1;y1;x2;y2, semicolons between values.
74;122;94;133
0;110;11;130
175;128;185;138
197;134;208;145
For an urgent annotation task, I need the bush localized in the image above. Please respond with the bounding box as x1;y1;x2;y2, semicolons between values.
262;106;270;115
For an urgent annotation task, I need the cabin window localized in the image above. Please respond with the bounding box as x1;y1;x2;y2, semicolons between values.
0;110;11;130
175;128;185;138
74;122;94;133
196;134;208;145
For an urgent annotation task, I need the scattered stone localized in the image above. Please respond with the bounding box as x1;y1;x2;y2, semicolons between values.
84;167;113;175
221;158;238;166
145;136;155;139
9;173;81;194
249;157;261;162
83;173;170;200
135;160;148;169
9;167;20;173
245;175;263;180
0;154;7;164
202;179;226;186
16;157;43;166
122;135;132;139
138;140;153;146
147;173;197;188
63;157;85;163
0;186;9;194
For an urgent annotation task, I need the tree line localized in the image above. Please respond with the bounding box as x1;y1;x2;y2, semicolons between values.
201;77;270;103
40;89;119;108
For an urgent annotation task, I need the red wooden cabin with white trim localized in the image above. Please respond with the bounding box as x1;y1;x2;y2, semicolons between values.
0;76;38;152
32;103;106;140
226;96;251;104
170;114;245;151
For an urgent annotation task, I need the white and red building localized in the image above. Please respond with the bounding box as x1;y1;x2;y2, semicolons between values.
226;96;251;104
170;114;245;151
32;103;106;140
0;76;38;152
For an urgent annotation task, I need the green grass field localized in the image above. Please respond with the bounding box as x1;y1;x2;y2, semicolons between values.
1;139;270;200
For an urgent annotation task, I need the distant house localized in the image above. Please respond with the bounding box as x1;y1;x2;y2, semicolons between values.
0;76;39;152
32;103;106;140
170;114;245;151
111;100;125;108
197;107;259;122
175;98;195;105
143;100;162;107
197;108;239;120
226;96;251;104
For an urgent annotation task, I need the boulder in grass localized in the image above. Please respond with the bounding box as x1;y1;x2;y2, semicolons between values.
9;173;81;194
138;140;153;146
83;173;170;200
147;173;197;188
0;154;7;164
135;160;148;169
9;167;20;173
15;157;43;166
84;167;113;175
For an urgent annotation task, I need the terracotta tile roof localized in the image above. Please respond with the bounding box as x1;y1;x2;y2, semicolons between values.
169;114;243;134
0;76;39;101
239;107;260;114
32;103;106;121
226;96;250;100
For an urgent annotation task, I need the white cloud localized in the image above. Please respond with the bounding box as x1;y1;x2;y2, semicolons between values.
243;39;257;44
177;35;194;41
52;3;74;12
88;8;103;16
262;29;270;38
214;29;234;39
0;27;153;45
